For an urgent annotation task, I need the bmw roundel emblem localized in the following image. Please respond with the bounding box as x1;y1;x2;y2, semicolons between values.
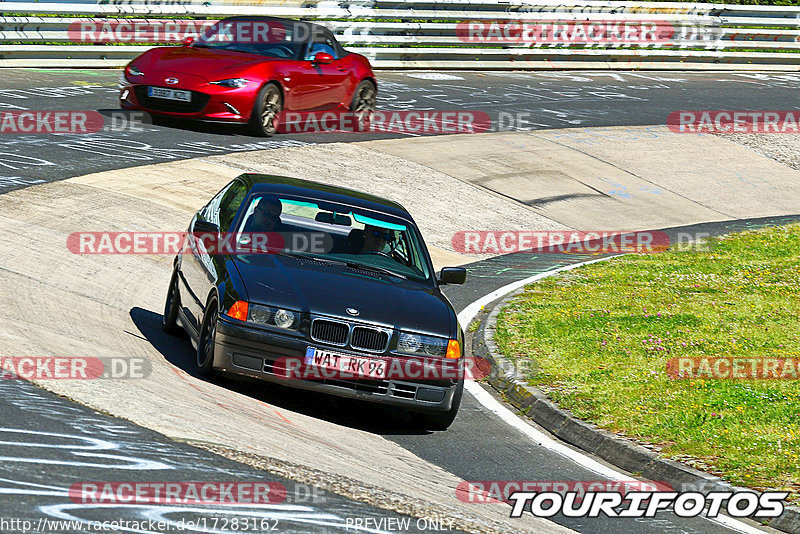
346;308;359;316
165;77;179;85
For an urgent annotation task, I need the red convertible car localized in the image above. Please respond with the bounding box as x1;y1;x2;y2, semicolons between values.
119;16;377;136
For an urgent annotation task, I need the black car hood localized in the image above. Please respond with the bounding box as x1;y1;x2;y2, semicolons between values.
232;255;453;336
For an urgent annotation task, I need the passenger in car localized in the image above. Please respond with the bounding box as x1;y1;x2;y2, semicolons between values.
345;229;366;253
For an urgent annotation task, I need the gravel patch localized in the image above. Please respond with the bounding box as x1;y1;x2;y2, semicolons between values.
717;134;800;172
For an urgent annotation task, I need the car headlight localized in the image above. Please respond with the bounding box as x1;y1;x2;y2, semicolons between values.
248;304;270;323
209;78;250;88
397;332;449;357
273;309;296;329
247;303;298;330
224;301;299;330
125;64;144;81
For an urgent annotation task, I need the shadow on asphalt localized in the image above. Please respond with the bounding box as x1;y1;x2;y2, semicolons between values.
129;306;431;436
97;108;251;136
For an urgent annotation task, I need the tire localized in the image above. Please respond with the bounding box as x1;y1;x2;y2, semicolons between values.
196;297;219;377
349;80;377;131
417;379;464;431
249;83;283;137
162;265;181;335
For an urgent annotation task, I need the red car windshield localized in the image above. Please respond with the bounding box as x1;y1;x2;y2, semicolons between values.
193;19;305;60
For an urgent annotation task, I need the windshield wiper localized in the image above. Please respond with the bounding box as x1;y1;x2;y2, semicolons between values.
346;261;407;280
274;252;407;279
275;251;347;265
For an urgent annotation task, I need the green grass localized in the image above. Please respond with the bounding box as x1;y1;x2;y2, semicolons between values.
495;224;800;500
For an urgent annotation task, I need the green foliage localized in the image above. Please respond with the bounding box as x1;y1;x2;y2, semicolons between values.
496;224;800;499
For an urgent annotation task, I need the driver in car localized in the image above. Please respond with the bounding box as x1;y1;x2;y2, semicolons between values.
361;225;391;253
345;225;393;254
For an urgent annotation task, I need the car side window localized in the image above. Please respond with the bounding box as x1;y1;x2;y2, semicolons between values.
199;182;233;225
217;181;249;232
306;34;338;60
327;30;348;58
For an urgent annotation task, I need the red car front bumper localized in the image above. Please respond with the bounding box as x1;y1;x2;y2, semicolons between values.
120;72;259;123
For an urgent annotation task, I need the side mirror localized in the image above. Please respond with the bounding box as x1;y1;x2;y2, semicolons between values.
182;36;196;47
312;52;334;65
439;267;466;285
193;219;219;234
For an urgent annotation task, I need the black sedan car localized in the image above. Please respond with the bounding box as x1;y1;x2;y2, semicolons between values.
163;174;467;429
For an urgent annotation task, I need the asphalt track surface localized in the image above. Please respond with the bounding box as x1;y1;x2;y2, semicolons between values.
1;69;799;187
403;217;800;534
0;378;435;534
1;69;798;533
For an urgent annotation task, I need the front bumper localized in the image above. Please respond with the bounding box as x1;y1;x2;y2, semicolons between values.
213;317;461;413
120;82;257;123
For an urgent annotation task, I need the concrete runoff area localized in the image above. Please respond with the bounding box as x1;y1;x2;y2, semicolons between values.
366;126;800;230
2;126;800;532
204;142;568;263
0;153;561;534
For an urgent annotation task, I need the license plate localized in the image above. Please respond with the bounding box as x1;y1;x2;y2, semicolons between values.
147;87;191;102
305;347;386;379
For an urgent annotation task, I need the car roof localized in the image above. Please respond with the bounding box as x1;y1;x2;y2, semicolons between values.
220;16;327;35
238;174;413;221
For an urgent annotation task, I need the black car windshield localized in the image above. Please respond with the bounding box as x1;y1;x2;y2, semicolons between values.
193;20;304;59
233;195;434;283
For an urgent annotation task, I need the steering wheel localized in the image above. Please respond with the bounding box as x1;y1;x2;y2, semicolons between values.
369;251;394;259
268;45;295;58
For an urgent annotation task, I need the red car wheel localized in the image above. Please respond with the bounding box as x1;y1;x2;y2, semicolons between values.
350;80;377;129
249;83;283;137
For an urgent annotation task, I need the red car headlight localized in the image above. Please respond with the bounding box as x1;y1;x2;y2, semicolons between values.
125;64;145;82
209;78;251;88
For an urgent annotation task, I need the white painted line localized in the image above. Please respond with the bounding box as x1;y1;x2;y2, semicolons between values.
459;256;620;481
464;381;625;481
458;255;769;533
405;72;465;80
458;256;615;332
711;513;774;534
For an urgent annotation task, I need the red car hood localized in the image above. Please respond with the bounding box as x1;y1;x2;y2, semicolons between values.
135;46;272;82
